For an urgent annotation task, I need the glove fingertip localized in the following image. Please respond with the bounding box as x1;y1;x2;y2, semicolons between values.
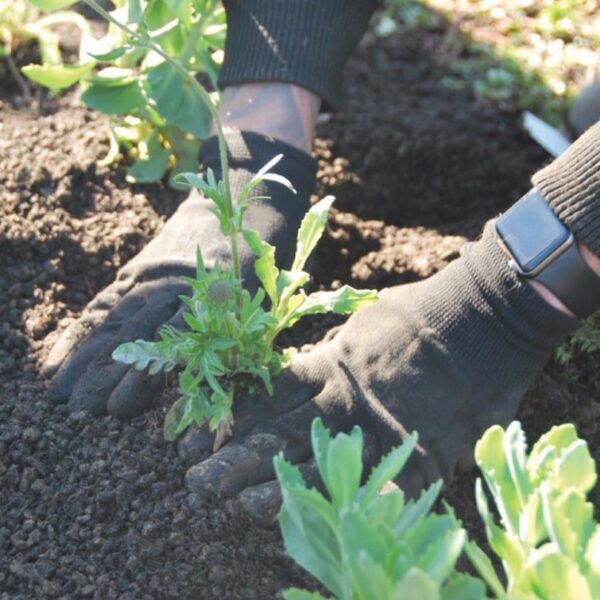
107;369;165;419
238;481;281;527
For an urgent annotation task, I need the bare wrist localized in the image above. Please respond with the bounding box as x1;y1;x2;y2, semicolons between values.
210;83;321;153
529;242;600;318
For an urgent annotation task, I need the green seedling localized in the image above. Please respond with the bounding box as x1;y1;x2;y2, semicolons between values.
113;161;377;447
277;417;600;599
275;418;488;600
469;421;600;600
23;0;225;187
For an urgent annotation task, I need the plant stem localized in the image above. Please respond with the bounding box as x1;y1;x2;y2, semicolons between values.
81;0;241;282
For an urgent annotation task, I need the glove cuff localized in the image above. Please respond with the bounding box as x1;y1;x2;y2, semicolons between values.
200;130;317;204
532;121;600;258
219;0;379;110
461;223;579;352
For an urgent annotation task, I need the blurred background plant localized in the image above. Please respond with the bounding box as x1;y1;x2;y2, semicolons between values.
0;0;64;99
376;0;599;125
18;0;226;188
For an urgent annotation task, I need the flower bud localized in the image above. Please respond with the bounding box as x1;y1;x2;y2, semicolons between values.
207;280;231;305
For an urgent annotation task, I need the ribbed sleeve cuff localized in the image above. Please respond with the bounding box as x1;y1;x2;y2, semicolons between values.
532;121;600;258
219;0;379;110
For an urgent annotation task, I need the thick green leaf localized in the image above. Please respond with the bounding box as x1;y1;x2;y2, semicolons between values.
82;81;145;114
442;573;488;600
527;423;578;484
325;428;363;510
475;478;525;580
340;511;388;566
475;425;520;535
504;421;532;507
394;567;441;599
146;62;212;138
528;545;592;600
541;487;593;558
464;541;506;599
22;62;94;90
292;196;335;272
550;439;597;494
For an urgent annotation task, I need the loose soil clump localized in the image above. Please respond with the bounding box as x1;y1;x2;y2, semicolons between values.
1;17;598;599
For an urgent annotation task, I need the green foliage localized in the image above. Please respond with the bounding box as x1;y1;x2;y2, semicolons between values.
22;0;225;187
557;310;600;369
0;0;64;68
275;418;488;600
471;421;600;599
113;160;378;445
278;418;600;599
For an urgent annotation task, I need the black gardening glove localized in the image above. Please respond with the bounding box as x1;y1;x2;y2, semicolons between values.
181;122;600;523
44;131;317;417
179;221;579;522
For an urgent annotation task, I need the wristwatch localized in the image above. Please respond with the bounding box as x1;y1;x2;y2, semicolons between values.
495;189;600;319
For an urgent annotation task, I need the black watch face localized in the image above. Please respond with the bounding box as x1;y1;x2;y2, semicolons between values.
496;191;571;274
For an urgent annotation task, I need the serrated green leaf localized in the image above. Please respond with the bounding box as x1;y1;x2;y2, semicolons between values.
415;528;466;584
311;418;333;494
360;433;418;509
325;427;363;510
82;80;145;114
22;62;94;90
395;481;443;536
276;460;343;597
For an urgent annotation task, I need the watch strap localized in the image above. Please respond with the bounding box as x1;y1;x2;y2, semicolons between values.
535;242;600;319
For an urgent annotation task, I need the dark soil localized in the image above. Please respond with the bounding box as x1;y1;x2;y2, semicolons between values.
2;14;599;599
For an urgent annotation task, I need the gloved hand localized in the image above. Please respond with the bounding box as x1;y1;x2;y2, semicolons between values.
44;131;317;417
180;221;578;523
